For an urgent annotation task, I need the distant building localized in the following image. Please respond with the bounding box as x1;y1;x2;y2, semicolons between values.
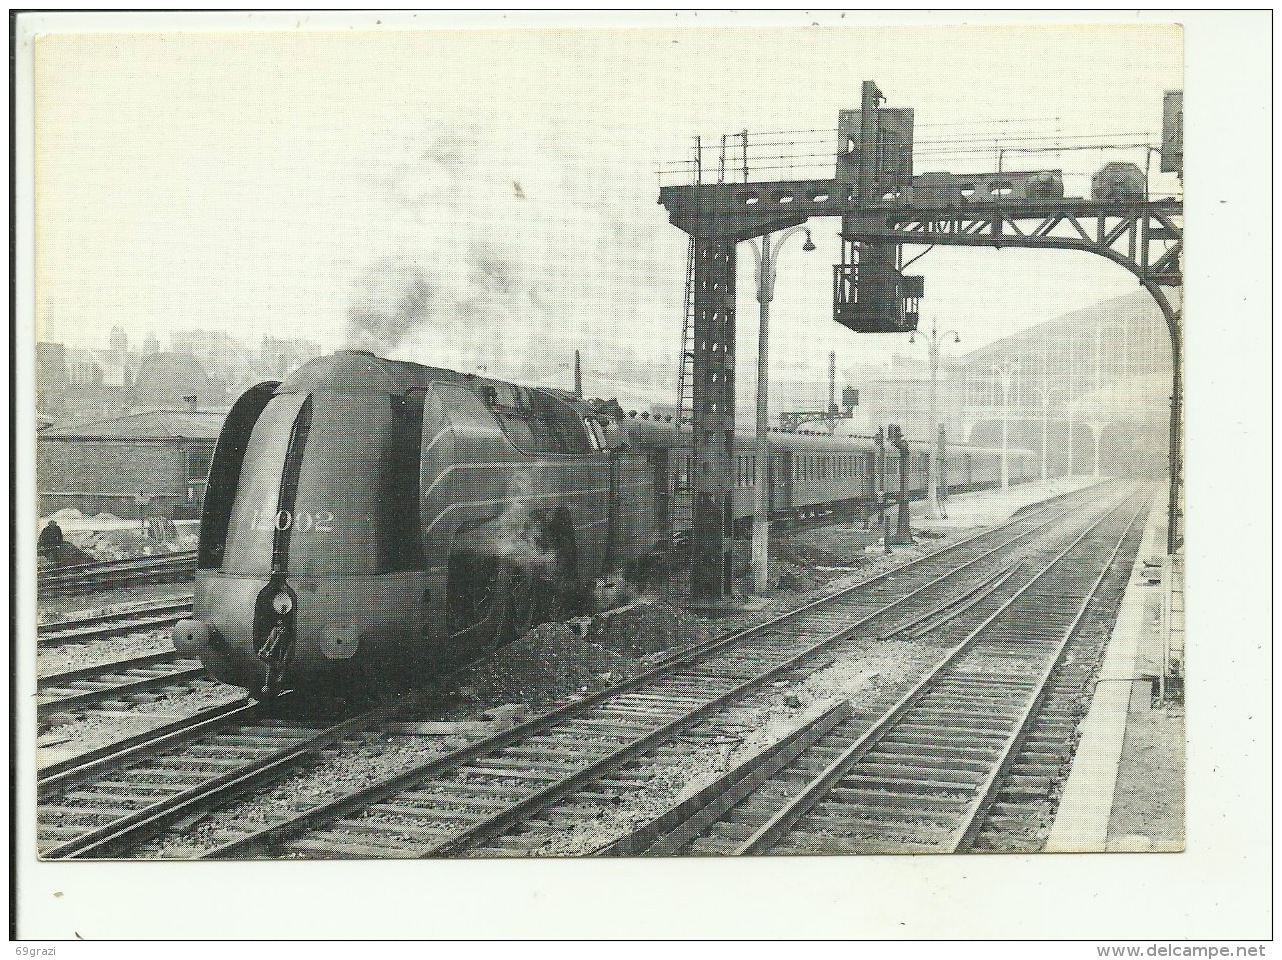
171;329;257;389
856;291;1172;477
37;408;227;521
259;336;323;380
129;351;228;409
37;325;336;426
35;343;69;418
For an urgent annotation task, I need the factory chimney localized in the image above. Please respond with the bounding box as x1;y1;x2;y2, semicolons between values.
573;350;583;399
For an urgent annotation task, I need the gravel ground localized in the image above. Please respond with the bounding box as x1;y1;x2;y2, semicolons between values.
127;599;727;858
470;629;954;858
739;523;958;598
38;628;176;677
138;726;488;859
65;484;1084;858
158;622;955;861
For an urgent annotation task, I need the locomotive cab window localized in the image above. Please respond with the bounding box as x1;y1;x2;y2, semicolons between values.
488;385;592;456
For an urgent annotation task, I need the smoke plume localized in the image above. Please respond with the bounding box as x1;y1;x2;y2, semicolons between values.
341;121;684;391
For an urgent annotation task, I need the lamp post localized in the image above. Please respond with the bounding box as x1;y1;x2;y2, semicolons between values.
909;317;960;519
992;360;1019;490
1034;346;1063;483
747;225;815;594
1085;420;1110;478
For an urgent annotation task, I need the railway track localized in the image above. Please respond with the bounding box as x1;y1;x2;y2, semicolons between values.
39;552;197;598
36;699;383;859
605;486;1149;857
38;598;194;646
966;504;1148;852
37;481;1125;860
38;652;210;717
95;481;1128;861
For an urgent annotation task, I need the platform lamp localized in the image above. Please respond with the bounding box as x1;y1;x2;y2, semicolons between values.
747;225;816;594
992;359;1019;489
909;318;960;519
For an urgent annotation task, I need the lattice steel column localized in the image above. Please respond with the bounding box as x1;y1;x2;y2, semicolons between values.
690;238;737;598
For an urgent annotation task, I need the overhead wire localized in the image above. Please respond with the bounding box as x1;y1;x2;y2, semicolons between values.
660;133;1159;171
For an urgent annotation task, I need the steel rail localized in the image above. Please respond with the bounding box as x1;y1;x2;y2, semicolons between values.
594;563;1022;857
38;655;209;715
950;500;1147;851
39;651;182;686
37;699;262;799
597;700;856;857
730;489;1147;855
38;599;194;646
41;702;389;860
36;698;253;781
41;481;1111;861
39;553;197;597
197;483;1124;859
41;551;198;578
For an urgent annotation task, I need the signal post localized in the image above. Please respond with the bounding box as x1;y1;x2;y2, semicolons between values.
660;80;1183;599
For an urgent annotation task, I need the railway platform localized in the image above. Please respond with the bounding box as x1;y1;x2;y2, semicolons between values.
914;476;1102;532
1046;481;1184;852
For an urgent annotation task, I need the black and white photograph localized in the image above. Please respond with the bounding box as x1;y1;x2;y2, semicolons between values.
11;10;1270;943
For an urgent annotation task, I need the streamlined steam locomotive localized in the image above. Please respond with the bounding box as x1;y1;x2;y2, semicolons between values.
174;350;1034;700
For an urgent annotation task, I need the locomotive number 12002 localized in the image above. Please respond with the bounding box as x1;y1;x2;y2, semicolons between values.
247;510;335;532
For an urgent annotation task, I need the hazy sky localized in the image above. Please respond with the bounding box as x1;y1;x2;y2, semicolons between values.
33;18;1182;389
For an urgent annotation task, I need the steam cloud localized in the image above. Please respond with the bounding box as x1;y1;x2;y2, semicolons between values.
463;469;558;569
341;121;683;392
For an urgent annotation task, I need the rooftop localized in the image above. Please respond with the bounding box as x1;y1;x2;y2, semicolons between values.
39;408;227;441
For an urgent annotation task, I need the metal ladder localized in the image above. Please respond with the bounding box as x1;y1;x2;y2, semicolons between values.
668;238;697;550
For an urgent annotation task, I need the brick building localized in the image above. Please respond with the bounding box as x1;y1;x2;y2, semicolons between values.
37;409;227;521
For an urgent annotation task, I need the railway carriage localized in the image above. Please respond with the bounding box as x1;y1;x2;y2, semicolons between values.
176;350;1036;700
